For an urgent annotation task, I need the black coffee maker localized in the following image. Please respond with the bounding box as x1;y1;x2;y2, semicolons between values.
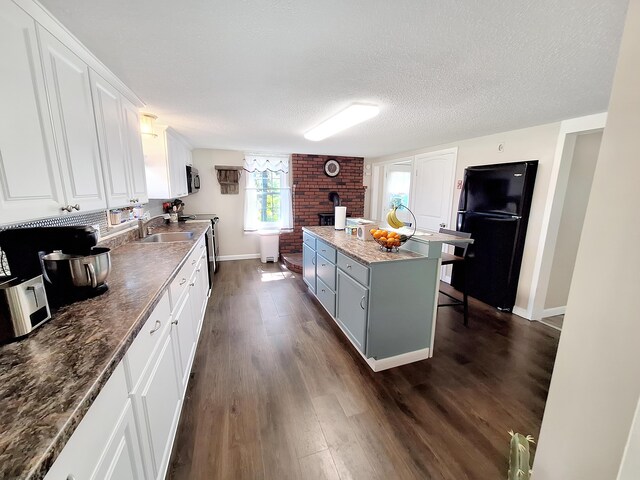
0;226;109;308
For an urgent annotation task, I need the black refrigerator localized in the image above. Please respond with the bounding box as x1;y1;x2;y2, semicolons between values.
451;160;538;311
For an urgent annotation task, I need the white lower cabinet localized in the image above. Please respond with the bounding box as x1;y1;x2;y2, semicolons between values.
92;400;146;480
134;325;182;480
44;241;211;480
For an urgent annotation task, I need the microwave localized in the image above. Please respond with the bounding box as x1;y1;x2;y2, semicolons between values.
186;165;200;194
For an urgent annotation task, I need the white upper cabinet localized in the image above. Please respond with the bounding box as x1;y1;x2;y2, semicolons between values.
0;3;64;224
37;25;107;213
143;126;190;199
91;70;148;208
121;99;148;204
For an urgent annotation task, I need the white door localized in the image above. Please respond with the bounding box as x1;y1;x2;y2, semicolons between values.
91;400;145;480
382;163;412;225
0;3;64;225
91;71;131;208
38;27;106;213
121;98;148;204
410;150;456;231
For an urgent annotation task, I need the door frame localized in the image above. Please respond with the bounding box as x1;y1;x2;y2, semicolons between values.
523;112;607;321
409;148;458;232
370;156;414;222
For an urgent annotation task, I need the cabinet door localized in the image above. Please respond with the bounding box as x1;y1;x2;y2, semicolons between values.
91;400;145;480
90;70;131;208
166;131;188;197
303;243;316;293
121;98;148;204
336;270;368;353
172;291;196;392
38;27;106;213
137;329;181;479
0;3;64;224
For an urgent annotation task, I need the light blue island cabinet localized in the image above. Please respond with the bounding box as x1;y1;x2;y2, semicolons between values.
302;227;469;371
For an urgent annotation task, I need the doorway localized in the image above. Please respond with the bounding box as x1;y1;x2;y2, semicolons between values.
382;162;412;223
410;150;456;231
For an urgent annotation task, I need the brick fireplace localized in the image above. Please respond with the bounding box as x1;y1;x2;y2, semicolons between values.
279;154;365;255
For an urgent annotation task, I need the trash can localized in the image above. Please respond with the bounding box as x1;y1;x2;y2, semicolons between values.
258;229;280;263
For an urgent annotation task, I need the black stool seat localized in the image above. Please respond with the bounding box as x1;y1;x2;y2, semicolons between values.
438;228;472;326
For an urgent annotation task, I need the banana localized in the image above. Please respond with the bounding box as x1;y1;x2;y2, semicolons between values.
386;207;404;229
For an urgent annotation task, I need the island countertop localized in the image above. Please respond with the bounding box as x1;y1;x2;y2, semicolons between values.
302;226;465;265
0;222;209;480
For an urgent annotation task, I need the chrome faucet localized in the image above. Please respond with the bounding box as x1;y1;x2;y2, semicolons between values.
138;214;170;238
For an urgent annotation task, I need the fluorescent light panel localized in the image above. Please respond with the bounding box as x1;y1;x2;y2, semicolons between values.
304;103;379;141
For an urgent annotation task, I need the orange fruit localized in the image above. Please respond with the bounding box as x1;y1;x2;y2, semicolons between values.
373;230;382;239
381;230;388;237
394;239;401;247
369;228;376;235
379;236;387;242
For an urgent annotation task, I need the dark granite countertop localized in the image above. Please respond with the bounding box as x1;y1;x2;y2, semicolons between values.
0;222;210;480
302;226;427;265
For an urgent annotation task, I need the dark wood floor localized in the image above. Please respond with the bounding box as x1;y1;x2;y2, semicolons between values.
167;260;560;480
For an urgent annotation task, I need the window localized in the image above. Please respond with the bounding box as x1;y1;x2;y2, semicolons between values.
243;154;293;231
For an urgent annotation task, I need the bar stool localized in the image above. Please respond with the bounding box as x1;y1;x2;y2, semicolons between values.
438;228;472;326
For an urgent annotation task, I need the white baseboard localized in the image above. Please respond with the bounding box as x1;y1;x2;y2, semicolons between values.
367;349;430;372
217;253;261;261
512;305;534;320
542;306;566;318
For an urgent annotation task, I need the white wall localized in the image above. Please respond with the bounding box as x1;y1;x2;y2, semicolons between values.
618;395;640;480
544;131;602;310
367;122;561;314
185;149;258;259
533;0;640;477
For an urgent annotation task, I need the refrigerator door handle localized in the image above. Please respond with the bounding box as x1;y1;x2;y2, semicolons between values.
511;215;522;219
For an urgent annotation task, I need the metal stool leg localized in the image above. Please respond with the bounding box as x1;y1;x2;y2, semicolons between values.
463;262;469;326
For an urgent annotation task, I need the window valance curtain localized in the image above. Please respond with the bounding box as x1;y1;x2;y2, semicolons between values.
243;153;290;173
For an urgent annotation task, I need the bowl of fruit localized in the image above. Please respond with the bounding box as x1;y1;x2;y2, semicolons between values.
370;204;418;252
370;229;408;251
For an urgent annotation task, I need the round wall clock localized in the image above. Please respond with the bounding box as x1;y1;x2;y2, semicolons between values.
324;159;341;177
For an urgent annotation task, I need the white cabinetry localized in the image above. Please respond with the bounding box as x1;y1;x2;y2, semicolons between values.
91;70;147;209
37;25;107;213
143;126;190;199
0;3;64;224
43;364;145;480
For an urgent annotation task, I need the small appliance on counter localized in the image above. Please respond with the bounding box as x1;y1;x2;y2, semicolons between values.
0;275;51;343
0;226;111;312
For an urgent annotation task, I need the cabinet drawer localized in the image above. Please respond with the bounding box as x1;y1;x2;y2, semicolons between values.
337;252;369;286
169;238;204;310
316;278;335;317
124;291;170;391
316;239;336;263
316;254;336;290
303;231;316;250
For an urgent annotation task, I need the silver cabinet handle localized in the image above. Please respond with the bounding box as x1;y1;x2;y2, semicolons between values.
321;288;326;293
171;319;178;325
196;268;201;272
321;263;326;267
192;259;197;265
72;204;80;211
179;278;187;285
67;475;76;480
360;296;366;310
311;257;316;265
347;264;352;269
190;282;195;287
149;320;161;334
61;205;73;212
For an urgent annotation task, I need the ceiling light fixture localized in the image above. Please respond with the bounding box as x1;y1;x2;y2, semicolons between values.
304;103;380;141
140;113;158;137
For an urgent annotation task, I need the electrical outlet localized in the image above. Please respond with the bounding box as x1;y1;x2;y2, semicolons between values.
456;180;463;189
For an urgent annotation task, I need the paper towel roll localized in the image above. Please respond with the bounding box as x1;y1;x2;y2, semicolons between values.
334;206;347;230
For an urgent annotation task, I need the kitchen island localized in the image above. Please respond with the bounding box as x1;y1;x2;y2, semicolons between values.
302;226;470;371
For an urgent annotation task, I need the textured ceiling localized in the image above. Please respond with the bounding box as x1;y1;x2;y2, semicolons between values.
39;0;628;158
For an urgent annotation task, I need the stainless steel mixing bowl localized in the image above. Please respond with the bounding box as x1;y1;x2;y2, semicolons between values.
42;247;111;289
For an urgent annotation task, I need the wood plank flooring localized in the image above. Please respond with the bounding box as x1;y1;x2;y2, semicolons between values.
168;260;560;480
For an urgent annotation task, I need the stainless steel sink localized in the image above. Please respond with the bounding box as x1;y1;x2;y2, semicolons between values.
141;232;194;243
